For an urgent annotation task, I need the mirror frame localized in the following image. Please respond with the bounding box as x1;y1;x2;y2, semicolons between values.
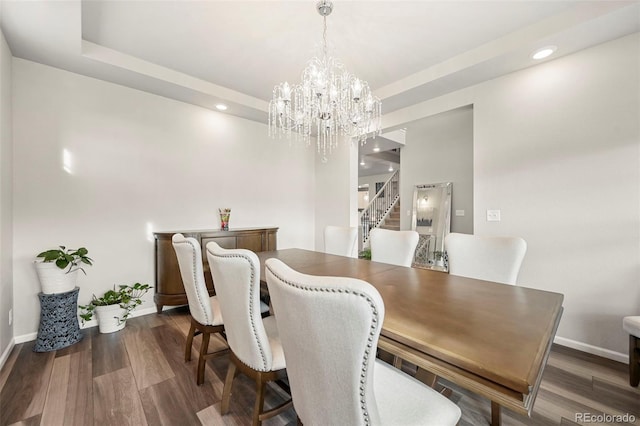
411;182;452;271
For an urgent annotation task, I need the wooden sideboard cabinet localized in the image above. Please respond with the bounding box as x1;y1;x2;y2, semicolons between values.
153;227;278;313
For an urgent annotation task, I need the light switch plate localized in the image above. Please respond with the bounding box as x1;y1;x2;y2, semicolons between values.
455;210;465;216
487;209;501;222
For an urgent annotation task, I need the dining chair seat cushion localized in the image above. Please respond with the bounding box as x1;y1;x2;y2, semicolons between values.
262;316;286;371
375;360;461;426
623;316;640;338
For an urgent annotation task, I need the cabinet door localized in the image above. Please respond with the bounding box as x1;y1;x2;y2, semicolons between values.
202;236;236;251
156;238;184;296
237;234;263;252
266;230;278;251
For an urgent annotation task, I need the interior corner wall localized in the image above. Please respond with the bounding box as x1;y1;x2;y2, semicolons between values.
399;106;474;234
384;32;640;359
0;27;14;361
12;59;316;338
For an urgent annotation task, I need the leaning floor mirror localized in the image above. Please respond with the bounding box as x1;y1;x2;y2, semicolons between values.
411;182;452;271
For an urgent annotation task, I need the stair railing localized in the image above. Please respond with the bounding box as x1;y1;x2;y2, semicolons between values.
359;170;400;250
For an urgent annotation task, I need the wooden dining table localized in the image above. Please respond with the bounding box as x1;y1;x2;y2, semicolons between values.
255;248;564;426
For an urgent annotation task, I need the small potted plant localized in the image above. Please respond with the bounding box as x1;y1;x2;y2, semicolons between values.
359;248;372;260
79;283;152;333
35;246;93;294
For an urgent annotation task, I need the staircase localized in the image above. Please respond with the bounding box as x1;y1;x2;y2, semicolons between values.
359;170;400;250
379;202;401;230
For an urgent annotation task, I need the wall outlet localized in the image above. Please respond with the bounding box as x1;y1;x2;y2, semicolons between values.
8;308;12;326
487;209;501;222
455;210;465;216
406;210;411;216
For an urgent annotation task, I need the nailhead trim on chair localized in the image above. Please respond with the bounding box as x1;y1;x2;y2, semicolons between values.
208;248;268;372
266;264;379;425
175;238;212;325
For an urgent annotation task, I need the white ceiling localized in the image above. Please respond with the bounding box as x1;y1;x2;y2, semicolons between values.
1;0;639;175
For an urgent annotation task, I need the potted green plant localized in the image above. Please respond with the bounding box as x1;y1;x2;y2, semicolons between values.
79;283;152;333
359;248;372;260
34;246;93;294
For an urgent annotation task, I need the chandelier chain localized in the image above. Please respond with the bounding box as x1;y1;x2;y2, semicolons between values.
323;14;328;61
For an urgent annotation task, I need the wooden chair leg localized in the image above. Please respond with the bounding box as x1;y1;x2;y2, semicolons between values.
253;378;267;426
392;356;403;369
197;329;211;386
415;367;438;388
491;401;501;426
630;334;639;387
185;320;196;362
221;360;237;414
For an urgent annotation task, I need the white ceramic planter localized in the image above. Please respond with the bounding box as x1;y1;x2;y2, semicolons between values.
34;262;79;294
95;304;127;334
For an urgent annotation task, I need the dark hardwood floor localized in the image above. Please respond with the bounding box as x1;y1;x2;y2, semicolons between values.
0;308;637;426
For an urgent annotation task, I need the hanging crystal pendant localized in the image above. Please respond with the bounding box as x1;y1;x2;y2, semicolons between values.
268;0;382;159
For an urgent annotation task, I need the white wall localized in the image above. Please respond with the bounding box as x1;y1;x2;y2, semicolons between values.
400;106;474;234
473;35;639;357
385;33;640;359
12;59;316;338
0;26;14;362
314;139;358;251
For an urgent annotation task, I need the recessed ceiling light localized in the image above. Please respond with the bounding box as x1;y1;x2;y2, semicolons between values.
360;160;365;166
215;104;228;111
373;147;380;152
388;165;393;172
531;46;557;60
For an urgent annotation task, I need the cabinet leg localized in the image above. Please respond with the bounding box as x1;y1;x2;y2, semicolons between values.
156;304;163;314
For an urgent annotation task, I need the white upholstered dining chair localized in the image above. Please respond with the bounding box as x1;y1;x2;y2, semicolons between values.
265;258;461;426
623;316;640;387
444;232;527;285
172;233;228;385
324;225;358;257
206;242;292;426
369;228;419;267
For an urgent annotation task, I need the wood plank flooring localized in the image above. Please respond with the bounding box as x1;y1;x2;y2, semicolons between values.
1;307;637;426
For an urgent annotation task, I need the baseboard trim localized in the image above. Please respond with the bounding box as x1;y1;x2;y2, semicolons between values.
14;305;178;342
554;336;628;364
0;338;16;370
14;332;37;344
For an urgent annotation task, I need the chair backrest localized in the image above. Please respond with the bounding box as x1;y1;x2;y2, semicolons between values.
205;242;274;372
369;228;419;267
444;233;527;285
265;258;385;426
324;225;358;258
171;233;214;325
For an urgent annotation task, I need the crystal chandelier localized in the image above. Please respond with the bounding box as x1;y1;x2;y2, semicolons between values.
268;0;382;158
